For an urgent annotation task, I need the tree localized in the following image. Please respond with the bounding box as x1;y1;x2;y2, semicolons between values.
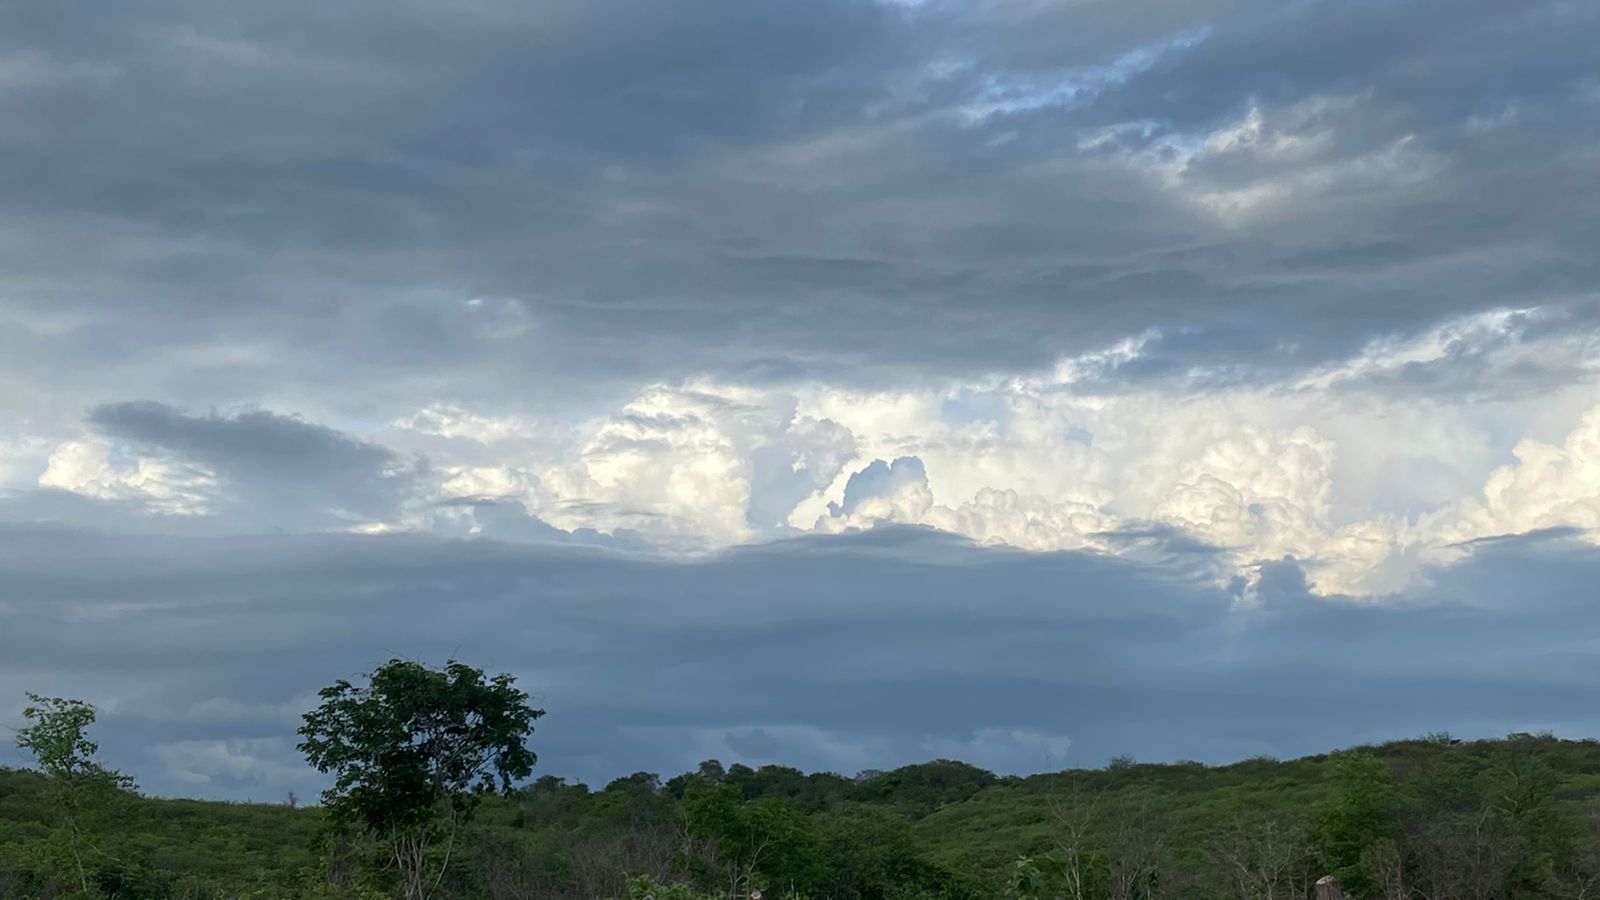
1314;751;1396;898
680;781;772;900
297;659;543;900
625;874;719;900
1101;797;1169;900
15;693;135;898
1208;812;1313;900
1550;805;1600;899
1044;778;1105;900
1009;855;1059;900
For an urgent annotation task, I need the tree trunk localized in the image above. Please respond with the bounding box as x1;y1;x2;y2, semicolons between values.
1315;875;1346;900
395;831;432;900
66;812;91;897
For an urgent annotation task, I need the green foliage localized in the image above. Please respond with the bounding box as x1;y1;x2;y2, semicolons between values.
14;694;137;899
845;759;997;816
7;733;1600;898
16;695;133;792
296;659;543;899
1008;856;1053;900
623;874;718;900
298;659;543;833
1313;751;1395;895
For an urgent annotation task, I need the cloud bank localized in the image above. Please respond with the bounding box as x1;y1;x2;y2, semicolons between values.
3;525;1599;801
4;0;1600;797
13;333;1600;597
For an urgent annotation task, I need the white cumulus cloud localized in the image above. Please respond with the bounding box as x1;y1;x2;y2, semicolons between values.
38;439;217;515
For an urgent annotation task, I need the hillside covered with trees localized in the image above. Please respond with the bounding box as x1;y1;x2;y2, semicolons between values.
6;724;1600;899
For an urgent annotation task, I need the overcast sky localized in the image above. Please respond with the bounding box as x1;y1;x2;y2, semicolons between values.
3;0;1600;800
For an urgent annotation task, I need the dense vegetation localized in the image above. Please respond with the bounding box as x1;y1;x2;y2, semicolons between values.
7;730;1600;899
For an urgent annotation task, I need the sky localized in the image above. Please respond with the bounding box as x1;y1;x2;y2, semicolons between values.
2;0;1600;801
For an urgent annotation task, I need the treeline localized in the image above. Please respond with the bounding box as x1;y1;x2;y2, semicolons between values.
5;662;1600;899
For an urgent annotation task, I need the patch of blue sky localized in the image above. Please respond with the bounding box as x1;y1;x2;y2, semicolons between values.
959;26;1214;123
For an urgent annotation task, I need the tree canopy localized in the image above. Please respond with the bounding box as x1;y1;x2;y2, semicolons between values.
297;659;543;899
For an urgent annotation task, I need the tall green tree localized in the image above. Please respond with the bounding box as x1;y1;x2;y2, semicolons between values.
15;693;135;898
298;659;543;900
1314;751;1396;898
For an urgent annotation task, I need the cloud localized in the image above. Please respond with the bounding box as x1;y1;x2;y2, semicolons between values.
20;341;1600;596
4;0;1600;799
928;489;1109;553
39;403;427;530
1431;406;1600;549
522;385;811;546
2;0;1598;420
822;456;934;526
152;738;310;794
814;456;1110;555
3;525;1600;799
38;438;218;515
921;729;1074;774
1293;306;1600;399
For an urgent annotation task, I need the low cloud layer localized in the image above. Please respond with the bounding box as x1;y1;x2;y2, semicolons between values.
2;525;1598;800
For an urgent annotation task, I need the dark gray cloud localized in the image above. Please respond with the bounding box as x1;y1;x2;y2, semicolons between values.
2;522;1597;800
82;401;426;528
1;0;1597;415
